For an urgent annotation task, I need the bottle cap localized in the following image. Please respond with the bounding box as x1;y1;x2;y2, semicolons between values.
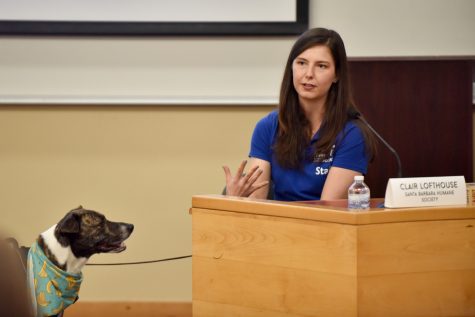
354;175;364;181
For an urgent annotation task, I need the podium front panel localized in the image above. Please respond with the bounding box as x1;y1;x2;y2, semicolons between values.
191;195;475;316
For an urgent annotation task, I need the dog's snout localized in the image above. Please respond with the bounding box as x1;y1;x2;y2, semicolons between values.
123;223;134;234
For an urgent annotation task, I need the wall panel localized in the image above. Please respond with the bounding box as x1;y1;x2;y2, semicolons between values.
349;59;474;197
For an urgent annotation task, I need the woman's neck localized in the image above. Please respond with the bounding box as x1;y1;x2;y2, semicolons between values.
299;97;326;136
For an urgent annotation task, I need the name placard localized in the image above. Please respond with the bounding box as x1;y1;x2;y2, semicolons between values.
384;176;467;208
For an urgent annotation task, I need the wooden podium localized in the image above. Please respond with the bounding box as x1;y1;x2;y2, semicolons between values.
190;195;475;317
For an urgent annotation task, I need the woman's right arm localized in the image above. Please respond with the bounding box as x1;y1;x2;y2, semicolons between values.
223;157;271;199
223;111;275;199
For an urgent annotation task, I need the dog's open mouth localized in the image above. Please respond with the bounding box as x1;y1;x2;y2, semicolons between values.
98;241;127;253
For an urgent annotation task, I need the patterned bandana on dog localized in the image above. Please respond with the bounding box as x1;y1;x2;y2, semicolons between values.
27;241;83;317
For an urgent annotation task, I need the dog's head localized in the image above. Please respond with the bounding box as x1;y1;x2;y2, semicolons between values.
54;206;134;259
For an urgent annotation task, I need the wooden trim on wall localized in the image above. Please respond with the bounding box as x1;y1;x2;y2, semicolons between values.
66;301;192;317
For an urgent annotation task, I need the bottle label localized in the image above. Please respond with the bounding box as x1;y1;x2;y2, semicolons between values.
348;193;370;210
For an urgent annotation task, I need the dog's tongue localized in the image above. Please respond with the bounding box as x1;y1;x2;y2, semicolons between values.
99;241;127;253
112;241;127;252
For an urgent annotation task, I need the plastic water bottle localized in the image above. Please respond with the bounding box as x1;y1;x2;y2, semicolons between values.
348;175;370;210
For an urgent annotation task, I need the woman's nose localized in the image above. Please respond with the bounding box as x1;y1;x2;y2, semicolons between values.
304;67;314;78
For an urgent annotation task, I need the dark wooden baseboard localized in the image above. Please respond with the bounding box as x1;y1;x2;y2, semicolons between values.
66;301;192;317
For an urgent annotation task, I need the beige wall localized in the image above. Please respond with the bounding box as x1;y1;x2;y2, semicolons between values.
0;0;474;302
0;105;272;300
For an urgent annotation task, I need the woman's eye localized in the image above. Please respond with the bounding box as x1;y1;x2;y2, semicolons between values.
318;64;328;69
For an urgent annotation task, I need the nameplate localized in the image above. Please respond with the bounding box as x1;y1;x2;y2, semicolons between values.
384;176;467;208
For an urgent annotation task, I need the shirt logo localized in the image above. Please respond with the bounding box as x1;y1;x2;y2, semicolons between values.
315;166;329;175
314;145;334;176
313;145;335;163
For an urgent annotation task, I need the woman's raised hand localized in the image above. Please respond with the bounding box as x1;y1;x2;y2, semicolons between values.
223;160;268;197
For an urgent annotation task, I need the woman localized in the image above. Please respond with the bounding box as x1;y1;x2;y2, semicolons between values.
223;27;376;201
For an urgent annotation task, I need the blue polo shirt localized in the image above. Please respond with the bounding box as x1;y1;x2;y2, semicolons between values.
249;111;368;201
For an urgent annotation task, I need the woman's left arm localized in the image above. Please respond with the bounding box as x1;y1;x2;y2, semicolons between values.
321;121;368;200
320;166;361;200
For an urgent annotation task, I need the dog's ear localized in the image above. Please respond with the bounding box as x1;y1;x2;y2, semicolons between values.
56;212;80;234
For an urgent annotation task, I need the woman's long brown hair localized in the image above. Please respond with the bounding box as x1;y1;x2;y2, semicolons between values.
274;27;376;168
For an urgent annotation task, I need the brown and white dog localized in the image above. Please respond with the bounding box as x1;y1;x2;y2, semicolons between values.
16;206;134;317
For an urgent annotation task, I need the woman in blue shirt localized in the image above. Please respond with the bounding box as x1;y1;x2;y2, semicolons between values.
223;27;376;201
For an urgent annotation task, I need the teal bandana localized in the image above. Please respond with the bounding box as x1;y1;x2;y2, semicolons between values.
27;241;83;317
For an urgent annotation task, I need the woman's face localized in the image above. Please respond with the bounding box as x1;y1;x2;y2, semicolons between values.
292;45;337;105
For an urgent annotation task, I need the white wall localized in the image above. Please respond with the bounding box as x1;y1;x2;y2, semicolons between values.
313;0;475;57
0;0;473;103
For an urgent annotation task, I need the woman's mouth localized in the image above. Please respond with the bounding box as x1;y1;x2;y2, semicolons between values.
302;83;316;90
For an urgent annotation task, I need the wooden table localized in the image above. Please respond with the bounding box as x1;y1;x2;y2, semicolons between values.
190;195;475;317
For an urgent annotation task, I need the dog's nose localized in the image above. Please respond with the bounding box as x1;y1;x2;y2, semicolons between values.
125;223;134;233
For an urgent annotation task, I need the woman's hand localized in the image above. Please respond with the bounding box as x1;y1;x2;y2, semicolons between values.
223;160;269;197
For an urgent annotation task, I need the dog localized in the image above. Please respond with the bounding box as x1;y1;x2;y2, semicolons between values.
9;206;134;317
